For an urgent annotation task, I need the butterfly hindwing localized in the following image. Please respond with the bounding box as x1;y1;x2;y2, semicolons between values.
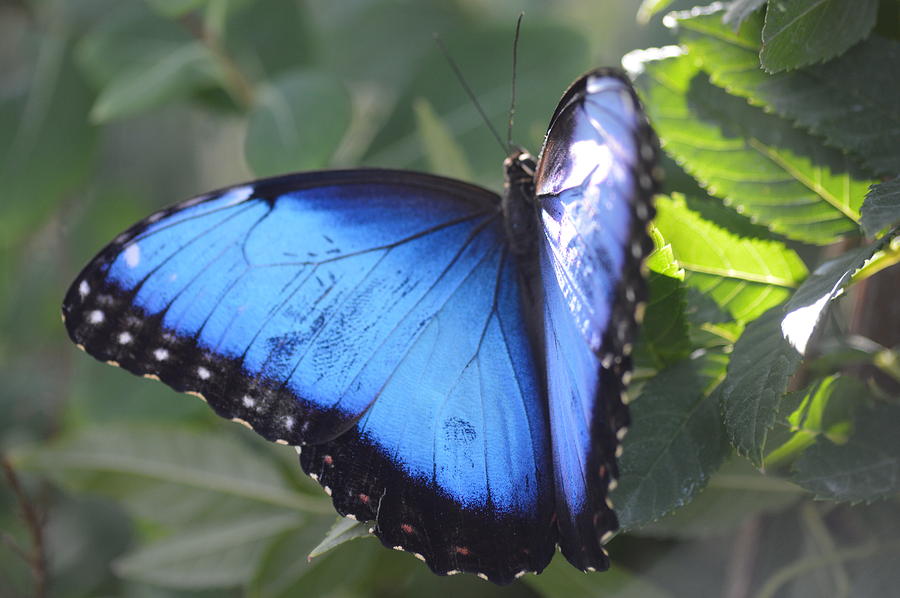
534;70;658;571
62;169;556;583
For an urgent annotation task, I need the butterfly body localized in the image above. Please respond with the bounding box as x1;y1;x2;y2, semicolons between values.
63;68;658;584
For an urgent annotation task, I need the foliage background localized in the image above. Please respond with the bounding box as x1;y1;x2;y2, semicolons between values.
2;0;899;597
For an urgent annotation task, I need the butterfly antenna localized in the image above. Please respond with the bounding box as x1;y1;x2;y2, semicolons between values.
507;13;524;152
434;33;507;155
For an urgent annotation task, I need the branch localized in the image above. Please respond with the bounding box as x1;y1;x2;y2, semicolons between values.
1;456;47;598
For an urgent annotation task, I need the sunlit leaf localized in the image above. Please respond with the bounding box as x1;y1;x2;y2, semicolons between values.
636;55;870;243
637;0;676;24
723;0;767;27
719;235;895;464
654;195;807;322
765;374;858;467
642;235;691;367
671;8;900;176
760;0;878;73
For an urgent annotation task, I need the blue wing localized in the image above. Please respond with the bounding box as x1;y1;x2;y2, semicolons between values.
533;70;658;571
62;169;555;583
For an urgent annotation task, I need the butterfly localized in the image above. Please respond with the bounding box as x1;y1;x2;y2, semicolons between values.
62;67;658;584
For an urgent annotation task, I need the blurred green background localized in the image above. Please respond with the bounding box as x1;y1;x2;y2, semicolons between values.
3;0;899;597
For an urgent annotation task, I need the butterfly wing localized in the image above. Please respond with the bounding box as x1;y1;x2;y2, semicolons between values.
534;70;658;571
62;169;555;583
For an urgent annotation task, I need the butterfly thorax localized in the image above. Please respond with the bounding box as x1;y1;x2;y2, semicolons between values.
502;150;539;256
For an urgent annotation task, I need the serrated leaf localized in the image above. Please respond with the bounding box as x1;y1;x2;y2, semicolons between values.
524;557;671;598
670;9;900;176
307;516;371;560
614;351;731;529
634;457;801;538
642;237;691;367
719;236;894;464
22;424;328;513
760;0;878;73
412;97;474;182
637;55;870;243
654;194;807;322
793;402;900;502
717;307;803;464
861;178;900;238
243;69;350;177
113;512;302;588
723;0;768;27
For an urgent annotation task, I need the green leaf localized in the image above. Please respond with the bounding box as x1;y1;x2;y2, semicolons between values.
90;41;219;122
524;557;672;598
635;457;802;538
723;0;768;27
639;231;691;367
637;0;676;24
22;424;330;513
78;4;221;122
614;351;731;528
251;527;377;598
654;194;807;322
243;69;350;177
793;402;900;502
0;36;97;253
719;236;895;464
113;512;302;588
760;0;878;73
636;54;869;243
764;374;858;467
671;9;900;176
220;0;313;81
412;97;474;182
717;307;804;465
861;178;900;238
307;517;372;560
145;0;209;18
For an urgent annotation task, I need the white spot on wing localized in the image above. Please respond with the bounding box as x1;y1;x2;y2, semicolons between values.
88;310;105;324
242;395;256;408
124;244;141;268
197;366;211;380
117;331;133;344
78;280;90;297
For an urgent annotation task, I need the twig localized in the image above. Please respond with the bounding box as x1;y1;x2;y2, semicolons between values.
1;456;47;598
179;13;256;109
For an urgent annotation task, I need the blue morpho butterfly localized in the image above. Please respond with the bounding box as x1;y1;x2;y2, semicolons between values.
62;67;658;584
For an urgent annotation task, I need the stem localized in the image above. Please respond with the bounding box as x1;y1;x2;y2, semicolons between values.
179;13;255;109
723;516;761;598
1;456;47;598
